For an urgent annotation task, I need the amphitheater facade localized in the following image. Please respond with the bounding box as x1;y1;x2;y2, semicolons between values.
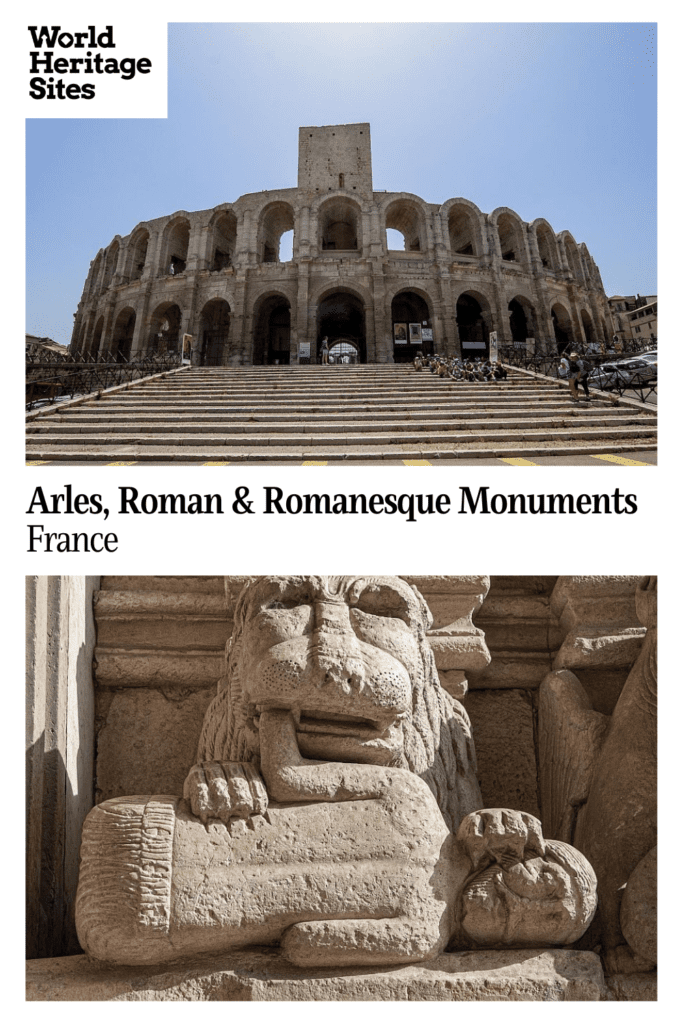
71;123;613;366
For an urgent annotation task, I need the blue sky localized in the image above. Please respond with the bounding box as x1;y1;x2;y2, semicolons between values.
26;22;656;345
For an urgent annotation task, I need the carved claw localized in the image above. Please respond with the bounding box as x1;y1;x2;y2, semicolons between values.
183;760;268;825
457;808;546;871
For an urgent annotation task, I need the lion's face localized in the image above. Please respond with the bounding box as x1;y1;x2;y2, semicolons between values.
234;576;430;766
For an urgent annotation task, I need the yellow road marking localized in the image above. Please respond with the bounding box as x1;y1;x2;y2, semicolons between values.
107;461;138;466
403;459;432;466
203;461;231;466
302;461;328;466
591;454;653;466
500;458;539;466
26;460;50;465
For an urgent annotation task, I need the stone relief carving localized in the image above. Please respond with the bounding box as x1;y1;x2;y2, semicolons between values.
76;576;598;968
539;576;657;974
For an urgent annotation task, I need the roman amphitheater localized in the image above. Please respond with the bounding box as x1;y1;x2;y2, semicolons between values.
70;123;613;365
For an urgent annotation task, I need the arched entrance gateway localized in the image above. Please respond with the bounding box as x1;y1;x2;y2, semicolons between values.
552;303;574;354
456;293;490;359
328;340;359;364
253;295;292;365
317;291;366;363
147;303;182;358
111;308;136;362
200;299;231;366
391;291;432;362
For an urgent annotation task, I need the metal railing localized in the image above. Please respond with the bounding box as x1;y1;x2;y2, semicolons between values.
26;351;183;410
499;346;657;405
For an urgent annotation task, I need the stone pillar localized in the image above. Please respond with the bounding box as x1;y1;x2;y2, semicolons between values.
26;576;99;959
370;206;383;257
433;210;448;260
403;576;491;699
550;576;645;714
297;206;311;259
361;209;372;257
371;266;390;363
230;273;249;364
295;264;311;363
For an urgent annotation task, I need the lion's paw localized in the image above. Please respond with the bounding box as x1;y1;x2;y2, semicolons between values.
183;761;268;825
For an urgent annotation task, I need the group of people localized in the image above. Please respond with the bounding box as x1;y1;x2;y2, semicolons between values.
414;353;508;382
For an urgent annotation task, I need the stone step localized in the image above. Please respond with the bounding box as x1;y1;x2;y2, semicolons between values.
24;421;658;446
26;365;656;462
28;414;654;436
25;439;657;462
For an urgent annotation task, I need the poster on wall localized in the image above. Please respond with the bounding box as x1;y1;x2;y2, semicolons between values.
422;328;433;341
409;323;422;342
298;342;311;358
394;323;408;343
489;331;498;361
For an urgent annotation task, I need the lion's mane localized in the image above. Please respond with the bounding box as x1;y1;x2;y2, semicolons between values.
197;577;482;833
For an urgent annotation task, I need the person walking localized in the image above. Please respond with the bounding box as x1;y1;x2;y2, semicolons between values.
566;351;591;401
321;336;329;364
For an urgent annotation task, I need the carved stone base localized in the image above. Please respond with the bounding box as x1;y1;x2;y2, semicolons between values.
27;948;607;1001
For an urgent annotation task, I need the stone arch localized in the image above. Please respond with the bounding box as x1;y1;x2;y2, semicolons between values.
147;301;182;357
558;232;584;285
257;202;295;264
580;308;596;346
508;294;539;348
551;302;575;355
328;339;359;364
445;199;485;257
316;289;366;363
111;306;136;362
390;288;433;361
532;218;560;272
318;196;362;252
252;292;292;365
88;253;103;298
384;197;427;252
101;239;120;291
160;216;191;276
491;208;528;266
125;227;150;283
199;298;231;366
455;289;494;359
90;315;104;358
209;210;237;271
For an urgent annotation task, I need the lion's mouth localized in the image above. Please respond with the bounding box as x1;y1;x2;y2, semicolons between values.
250;707;397;741
297;710;386;740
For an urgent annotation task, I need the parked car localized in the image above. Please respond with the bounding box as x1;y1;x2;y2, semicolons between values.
586;363;620;390
614;357;657;385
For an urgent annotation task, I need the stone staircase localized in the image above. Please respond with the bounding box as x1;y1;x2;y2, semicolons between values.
26;365;657;462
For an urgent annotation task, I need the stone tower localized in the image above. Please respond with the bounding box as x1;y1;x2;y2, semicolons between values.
297;122;372;198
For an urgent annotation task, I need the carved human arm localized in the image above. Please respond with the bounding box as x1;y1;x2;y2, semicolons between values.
259;709;400;803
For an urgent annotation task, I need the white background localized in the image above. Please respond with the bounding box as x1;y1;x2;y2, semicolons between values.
9;1;677;1018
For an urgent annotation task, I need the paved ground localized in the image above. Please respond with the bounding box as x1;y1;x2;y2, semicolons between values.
27;451;657;468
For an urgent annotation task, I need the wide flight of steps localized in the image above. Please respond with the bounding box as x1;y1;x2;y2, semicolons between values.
26;364;657;462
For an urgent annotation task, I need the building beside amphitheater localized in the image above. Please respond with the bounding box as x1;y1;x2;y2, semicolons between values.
70;123;613;366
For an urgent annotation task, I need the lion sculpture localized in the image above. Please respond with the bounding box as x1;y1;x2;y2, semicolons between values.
76;576;597;968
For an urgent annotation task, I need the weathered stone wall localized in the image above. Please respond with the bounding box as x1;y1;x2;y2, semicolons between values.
69;124;612;364
26;576;99;958
26;575;646;961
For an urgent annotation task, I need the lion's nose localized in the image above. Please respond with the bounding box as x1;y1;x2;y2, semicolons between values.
314;601;365;694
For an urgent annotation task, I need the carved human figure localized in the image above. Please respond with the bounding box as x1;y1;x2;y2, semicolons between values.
76;576;597;967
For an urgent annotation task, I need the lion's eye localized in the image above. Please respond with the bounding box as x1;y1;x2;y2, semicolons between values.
353;588;411;624
265;596;310;611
